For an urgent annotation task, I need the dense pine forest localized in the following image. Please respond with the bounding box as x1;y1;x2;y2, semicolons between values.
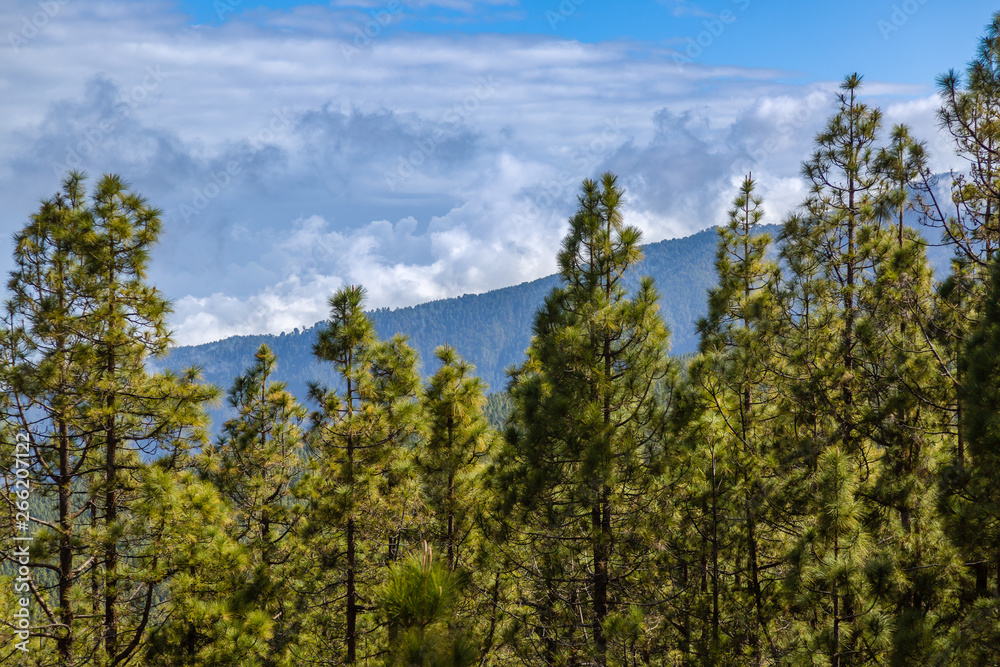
5;14;1000;667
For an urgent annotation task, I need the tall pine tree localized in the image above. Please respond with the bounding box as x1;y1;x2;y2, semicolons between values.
198;343;307;665
1;173;218;666
418;345;491;573
297;285;422;664
490;173;673;665
681;174;781;664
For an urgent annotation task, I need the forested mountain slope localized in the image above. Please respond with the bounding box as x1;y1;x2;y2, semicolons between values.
159;218;951;425
158;224;741;400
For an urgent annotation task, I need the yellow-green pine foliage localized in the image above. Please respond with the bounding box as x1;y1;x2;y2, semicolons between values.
377;544;478;667
676;174;782;663
297;285;422;664
196;343;307;665
489;173;674;665
1;172;218;667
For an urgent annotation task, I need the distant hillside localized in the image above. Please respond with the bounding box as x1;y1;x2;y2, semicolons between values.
157;220;951;428
158;225;731;400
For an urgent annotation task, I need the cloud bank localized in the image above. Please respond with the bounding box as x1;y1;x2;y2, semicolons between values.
0;0;954;345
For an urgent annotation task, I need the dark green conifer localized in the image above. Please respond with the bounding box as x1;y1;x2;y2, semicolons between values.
681;174;780;664
491;173;673;665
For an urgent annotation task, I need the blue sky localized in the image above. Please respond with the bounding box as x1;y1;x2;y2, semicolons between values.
0;0;996;345
172;0;997;83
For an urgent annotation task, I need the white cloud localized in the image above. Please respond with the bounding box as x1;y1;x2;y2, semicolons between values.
0;0;957;346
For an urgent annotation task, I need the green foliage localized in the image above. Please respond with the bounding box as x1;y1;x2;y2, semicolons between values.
378;545;478;667
675;174;782;663
296;285;423;663
931;10;1000;267
193;343;307;665
938;255;1000;633
784;447;892;665
9;15;1000;665
490;173;674;665
201;344;305;559
1;172;218;667
141;468;267;667
418;345;492;571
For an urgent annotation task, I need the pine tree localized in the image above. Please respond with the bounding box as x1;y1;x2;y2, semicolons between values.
773;75;902;664
864;126;960;664
490;173;674;664
198;343;307;665
784;447;892;665
377;544;478;667
682;174;781;663
417;346;510;663
80;174;218;665
792;73;886;458
916;13;1000;523
1;173;218;666
418;345;491;572
926;10;1000;268
1;173;95;667
916;15;1000;632
298;285;422;664
140;469;266;667
931;256;1000;663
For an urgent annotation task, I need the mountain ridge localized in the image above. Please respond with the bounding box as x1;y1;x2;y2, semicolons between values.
157;219;951;424
157;224;734;407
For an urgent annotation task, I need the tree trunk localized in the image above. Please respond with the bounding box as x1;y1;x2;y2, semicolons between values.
58;418;74;667
346;373;357;664
593;491;609;665
55;248;75;667
104;261;119;661
447;415;456;571
711;451;720;651
346;514;356;663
